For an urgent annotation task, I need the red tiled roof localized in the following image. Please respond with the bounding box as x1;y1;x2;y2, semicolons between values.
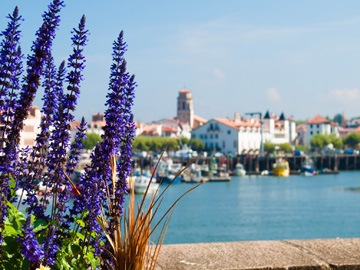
296;124;307;132
162;126;177;133
330;122;338;126
307;115;330;124
214;118;260;129
180;88;190;94
193;115;207;123
354;126;360;133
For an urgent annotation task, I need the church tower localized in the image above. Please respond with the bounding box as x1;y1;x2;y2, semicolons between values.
177;88;194;128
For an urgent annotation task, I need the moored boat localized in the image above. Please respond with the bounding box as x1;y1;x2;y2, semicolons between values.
133;175;159;195
300;158;316;176
273;159;290;177
233;163;246;176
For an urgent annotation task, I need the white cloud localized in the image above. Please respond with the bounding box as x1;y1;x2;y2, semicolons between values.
213;68;225;79
266;87;281;102
330;88;360;101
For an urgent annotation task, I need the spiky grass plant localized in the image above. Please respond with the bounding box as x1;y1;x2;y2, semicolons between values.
68;153;200;270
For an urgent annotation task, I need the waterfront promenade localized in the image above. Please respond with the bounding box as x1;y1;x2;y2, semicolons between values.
156;238;360;269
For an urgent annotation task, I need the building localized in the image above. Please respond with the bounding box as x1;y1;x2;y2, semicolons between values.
306;115;340;146
19;106;42;149
262;111;296;145
296;124;307;145
177;88;194;128
176;88;207;130
191;114;261;155
87;113;106;136
191;111;296;155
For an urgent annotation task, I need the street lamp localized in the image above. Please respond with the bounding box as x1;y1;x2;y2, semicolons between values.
245;112;264;156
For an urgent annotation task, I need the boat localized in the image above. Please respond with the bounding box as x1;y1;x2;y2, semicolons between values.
189;166;208;183
133;174;159;195
233;163;246;176
300;159;316;176
208;164;231;182
272;159;290;177
155;159;183;184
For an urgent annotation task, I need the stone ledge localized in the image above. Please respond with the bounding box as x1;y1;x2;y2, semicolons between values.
155;238;360;270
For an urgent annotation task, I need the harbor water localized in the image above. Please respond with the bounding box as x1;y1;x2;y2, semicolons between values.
138;171;360;244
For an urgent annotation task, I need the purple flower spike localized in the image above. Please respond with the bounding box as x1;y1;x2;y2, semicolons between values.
45;15;88;231
16;215;44;265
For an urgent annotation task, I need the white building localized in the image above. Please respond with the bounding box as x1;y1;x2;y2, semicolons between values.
262;111;296;145
191;111;296;155
191;114;261;155
306;115;340;146
19;106;42;149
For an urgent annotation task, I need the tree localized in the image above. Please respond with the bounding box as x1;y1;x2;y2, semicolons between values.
179;137;190;147
279;143;292;153
264;142;275;153
189;138;205;151
333;113;344;127
295;144;308;152
82;132;102;150
343;133;360;149
329;134;343;149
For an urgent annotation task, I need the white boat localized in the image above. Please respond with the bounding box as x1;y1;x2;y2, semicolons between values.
133;175;159;195
233;163;246;176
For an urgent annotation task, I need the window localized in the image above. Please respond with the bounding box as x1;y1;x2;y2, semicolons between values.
182;102;185;110
204;135;207;139
317;131;319;134
192;134;196;138
215;134;218;139
310;124;313;128
317;124;319;128
227;130;231;135
210;134;213;139
233;140;237;148
200;134;203;139
310;131;313;135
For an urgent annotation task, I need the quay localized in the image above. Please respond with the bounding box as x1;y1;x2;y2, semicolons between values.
132;154;359;175
156;238;360;269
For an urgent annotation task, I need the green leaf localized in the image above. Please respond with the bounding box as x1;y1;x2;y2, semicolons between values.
33;218;48;233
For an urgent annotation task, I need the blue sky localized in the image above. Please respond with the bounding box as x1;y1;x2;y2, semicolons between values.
2;1;360;123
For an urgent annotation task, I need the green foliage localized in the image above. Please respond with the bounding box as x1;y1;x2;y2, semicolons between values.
264;142;275;153
343;132;360;149
310;133;343;149
295;144;308;152
82;132;102;150
179;137;190;146
133;136;180;151
333;113;344;127
189;138;205;151
295;120;306;125
279;143;292;153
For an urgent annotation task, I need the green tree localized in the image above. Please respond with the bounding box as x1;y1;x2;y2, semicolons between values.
82;132;102;150
343;133;360;149
333;113;344;127
279;143;292;153
264;142;275;153
179;137;190;146
189;138;205;151
329;134;343;149
295;144;308;152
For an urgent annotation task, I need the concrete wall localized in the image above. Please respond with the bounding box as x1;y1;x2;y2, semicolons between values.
156;238;360;269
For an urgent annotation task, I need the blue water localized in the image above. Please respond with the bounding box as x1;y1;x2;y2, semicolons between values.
139;171;360;244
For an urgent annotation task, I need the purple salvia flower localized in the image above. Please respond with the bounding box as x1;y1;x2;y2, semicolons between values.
0;5;23;248
113;75;136;224
45;15;88;232
42;224;58;266
16;215;44;266
72;31;136;256
66;117;87;177
23;56;62;219
0;0;64;245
